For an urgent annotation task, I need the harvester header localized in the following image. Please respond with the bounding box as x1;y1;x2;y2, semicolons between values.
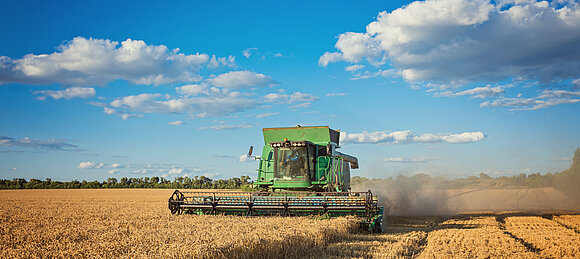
168;126;384;232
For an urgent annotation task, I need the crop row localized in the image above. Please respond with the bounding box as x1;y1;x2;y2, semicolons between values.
554;215;580;232
505;216;580;258
418;216;538;258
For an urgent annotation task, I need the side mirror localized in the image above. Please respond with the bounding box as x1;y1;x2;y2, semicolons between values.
247;146;253;157
326;144;332;156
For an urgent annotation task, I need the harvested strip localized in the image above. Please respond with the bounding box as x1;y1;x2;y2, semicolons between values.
320;231;427;258
418;216;539;258
505;216;580;258
316;216;438;258
554;215;580;233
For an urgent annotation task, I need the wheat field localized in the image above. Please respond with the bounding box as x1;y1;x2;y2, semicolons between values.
0;189;356;258
1;189;579;258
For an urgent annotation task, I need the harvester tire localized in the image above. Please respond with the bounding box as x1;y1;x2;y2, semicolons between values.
372;222;382;233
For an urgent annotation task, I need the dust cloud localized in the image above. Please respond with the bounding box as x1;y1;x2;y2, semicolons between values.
352;175;449;216
352;148;580;216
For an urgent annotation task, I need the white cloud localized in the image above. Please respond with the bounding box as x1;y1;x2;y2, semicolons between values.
255;112;279;118
34;87;96;100
326;92;346;97
319;52;343;67
322;0;580;109
176;84;208;96
206;70;279;89
103;107;144;120
0;135;77;150
384;157;435;163
238;154;256;162
573;79;580;90
168;120;185;126
325;0;580;82
263;93;288;103
263;92;319;104
480;89;580;110
107;90;258;117
453;85;510;99
207;55;236;69
289;92;318;103
291;102;311;109
0;37;214;86
242;48;258;58
351;69;401;80
340;130;485;144
199;122;253;130
345;64;364;72
78;161;105;169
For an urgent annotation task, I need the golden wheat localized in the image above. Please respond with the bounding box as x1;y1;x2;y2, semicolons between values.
505;216;580;258
0;189;357;258
313;216;439;258
554;215;580;232
3;189;580;259
417;216;538;258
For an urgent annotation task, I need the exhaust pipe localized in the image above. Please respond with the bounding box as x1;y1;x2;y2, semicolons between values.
336;151;359;169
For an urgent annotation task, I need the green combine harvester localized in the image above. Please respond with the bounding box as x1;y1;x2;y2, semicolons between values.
168;126;384;232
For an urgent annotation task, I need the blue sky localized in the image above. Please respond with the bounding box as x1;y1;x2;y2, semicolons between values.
1;0;579;181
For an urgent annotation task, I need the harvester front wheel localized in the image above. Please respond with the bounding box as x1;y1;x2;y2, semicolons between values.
169;201;180;214
168;190;184;214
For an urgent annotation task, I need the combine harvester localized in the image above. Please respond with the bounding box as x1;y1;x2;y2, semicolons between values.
168;126;385;232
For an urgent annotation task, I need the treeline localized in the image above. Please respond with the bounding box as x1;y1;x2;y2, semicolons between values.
0;175;255;191
352;148;580;192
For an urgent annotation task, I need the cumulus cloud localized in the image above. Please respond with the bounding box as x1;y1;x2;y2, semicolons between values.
103;107;144;120
34;87;96;100
176;84;209;96
78;162;204;177
78;161;105;169
242;48;258;58
168;120;185;126
206;70;279;89
263;92;319;104
108;89;258;117
207;54;236;69
0;37;217;86
322;0;580;110
480;89;580;110
105;86;318;120
323;0;580;82
345;64;364;72
340;130;485;144
384;157;435;163
0;135;78;150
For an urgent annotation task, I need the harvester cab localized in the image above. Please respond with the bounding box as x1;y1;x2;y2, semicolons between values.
253;126;357;193
168;126;385;232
